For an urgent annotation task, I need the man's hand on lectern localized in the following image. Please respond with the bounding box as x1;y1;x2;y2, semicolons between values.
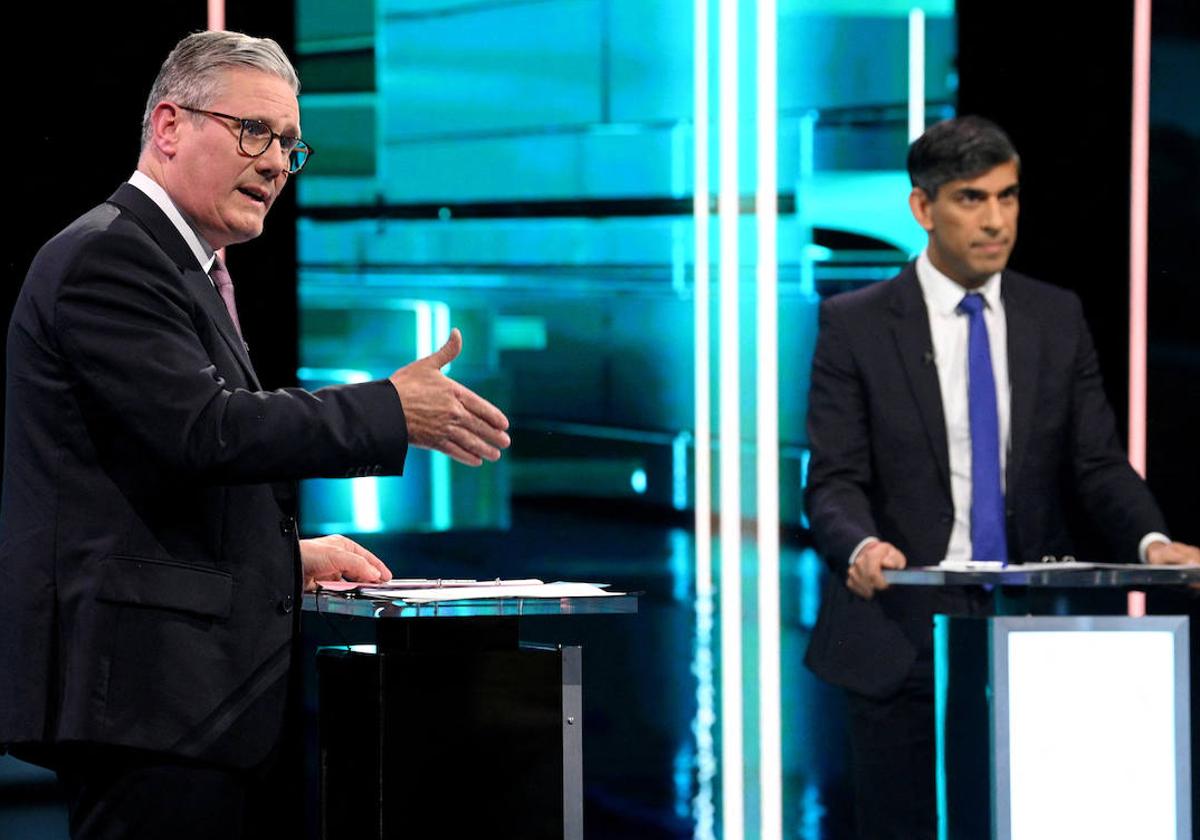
1146;541;1200;566
848;540;907;600
301;534;393;592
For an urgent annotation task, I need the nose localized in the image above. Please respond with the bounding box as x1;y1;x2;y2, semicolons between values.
254;139;289;177
980;197;1004;231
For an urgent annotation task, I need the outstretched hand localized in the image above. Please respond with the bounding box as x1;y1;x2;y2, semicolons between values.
301;534;392;592
389;328;511;466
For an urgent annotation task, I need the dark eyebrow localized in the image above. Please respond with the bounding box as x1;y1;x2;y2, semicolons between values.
953;184;1020;201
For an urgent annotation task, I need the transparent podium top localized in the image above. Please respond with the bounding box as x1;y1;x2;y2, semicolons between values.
883;562;1200;587
302;591;639;619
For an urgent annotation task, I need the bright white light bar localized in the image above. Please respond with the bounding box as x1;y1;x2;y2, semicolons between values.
718;0;744;835
351;476;383;533
693;0;712;609
908;9;925;143
756;0;782;837
693;2;717;836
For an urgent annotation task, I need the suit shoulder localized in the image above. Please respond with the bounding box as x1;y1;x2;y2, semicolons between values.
1002;269;1083;314
820;272;903;315
818;269;912;331
27;201;172;287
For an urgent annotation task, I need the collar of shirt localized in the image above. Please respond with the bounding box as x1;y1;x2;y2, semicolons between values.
127;170;216;274
915;249;1002;317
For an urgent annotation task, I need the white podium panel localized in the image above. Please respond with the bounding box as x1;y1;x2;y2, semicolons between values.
992;617;1190;840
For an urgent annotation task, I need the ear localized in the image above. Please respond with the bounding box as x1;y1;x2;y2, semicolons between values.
908;187;935;233
148;101;185;157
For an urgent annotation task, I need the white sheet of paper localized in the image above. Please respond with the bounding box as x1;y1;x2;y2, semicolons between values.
355;581;623;602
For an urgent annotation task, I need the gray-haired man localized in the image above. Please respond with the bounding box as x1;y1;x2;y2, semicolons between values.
0;30;510;838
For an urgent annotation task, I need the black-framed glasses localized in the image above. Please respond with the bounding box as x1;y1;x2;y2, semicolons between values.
179;105;313;174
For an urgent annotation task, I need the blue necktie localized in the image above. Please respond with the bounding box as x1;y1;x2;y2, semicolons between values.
957;293;1008;562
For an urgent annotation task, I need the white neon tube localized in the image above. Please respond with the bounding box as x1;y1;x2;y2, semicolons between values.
693;2;718;834
717;0;744;836
693;0;712;625
908;9;926;143
756;0;782;838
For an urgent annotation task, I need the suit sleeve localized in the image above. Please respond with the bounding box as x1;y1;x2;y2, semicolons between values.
1064;297;1167;560
52;229;408;483
805;298;880;573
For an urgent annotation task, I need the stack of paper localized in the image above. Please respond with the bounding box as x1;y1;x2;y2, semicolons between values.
317;578;624;601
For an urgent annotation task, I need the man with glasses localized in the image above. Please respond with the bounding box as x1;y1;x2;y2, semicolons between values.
0;30;510;839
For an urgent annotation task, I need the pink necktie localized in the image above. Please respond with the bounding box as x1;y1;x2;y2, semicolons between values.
209;254;243;339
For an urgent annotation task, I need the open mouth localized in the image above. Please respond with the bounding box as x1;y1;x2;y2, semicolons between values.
237;187;268;205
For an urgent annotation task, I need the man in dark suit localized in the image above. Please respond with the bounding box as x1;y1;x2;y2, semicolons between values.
0;30;511;839
803;116;1199;838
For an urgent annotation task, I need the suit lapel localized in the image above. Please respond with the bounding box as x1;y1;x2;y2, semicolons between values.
889;266;952;498
107;183;261;390
1002;273;1040;491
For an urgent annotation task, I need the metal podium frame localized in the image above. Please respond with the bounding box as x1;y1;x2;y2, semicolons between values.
885;564;1199;840
303;591;637;840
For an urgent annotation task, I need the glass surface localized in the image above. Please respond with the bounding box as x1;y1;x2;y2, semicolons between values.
885;565;1200;587
303;590;639;619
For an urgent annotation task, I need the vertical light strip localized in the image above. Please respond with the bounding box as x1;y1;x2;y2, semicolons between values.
797;112;817;299
717;0;745;837
907;9;926;143
207;0;224;31
1127;0;1152;619
350;477;383;532
755;0;782;838
1128;0;1151;477
693;0;712;633
431;304;452;529
692;3;717;833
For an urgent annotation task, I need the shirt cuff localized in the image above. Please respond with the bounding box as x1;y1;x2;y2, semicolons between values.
847;536;879;567
1138;532;1171;564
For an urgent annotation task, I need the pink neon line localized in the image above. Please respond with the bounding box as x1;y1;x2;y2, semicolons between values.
1127;0;1151;619
208;0;224;31
1128;0;1151;477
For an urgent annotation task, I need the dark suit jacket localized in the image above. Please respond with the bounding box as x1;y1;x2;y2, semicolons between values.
0;183;409;768
803;263;1167;698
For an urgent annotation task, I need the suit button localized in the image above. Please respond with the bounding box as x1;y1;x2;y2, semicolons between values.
280;517;294;537
279;595;294;614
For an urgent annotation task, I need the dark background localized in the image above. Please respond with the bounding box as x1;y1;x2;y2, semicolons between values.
958;0;1200;541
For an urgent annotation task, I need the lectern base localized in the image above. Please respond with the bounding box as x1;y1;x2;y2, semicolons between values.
318;641;582;840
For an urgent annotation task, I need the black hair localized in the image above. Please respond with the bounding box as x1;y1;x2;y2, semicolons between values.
907;116;1020;198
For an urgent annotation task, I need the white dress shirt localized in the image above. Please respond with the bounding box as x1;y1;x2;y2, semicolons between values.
128;170;215;274
917;250;1009;564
